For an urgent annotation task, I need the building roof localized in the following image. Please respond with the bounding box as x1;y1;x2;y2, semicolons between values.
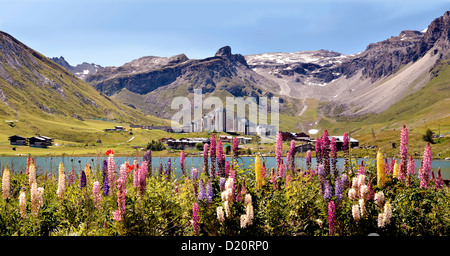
328;136;358;142
8;135;27;139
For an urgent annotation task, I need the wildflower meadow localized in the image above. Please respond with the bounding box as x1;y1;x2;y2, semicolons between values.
0;125;448;236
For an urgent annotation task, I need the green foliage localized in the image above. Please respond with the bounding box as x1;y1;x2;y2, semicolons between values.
145;140;166;151
0;146;448;236
422;128;434;144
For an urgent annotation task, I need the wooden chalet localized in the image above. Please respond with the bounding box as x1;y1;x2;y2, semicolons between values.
29;136;53;148
8;135;28;146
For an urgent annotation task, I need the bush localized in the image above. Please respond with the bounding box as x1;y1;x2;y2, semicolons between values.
145;140;166;151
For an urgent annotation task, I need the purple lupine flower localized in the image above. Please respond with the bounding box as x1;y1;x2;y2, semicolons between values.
192;203;200;235
335;177;343;203
217;140;225;177
210;134;216;178
276;130;283;170
420;143;432;189
180;150;186;176
203;143;209;175
198;179;206;201
322;130;330;177
206;180;213;204
233;137;239;159
220;177;226;191
341;173;348;188
143;150;152;177
191;167;199;180
324;180;333;201
80;170;87;189
102;160;109;196
328;201;336;236
399;125;408;181
306;150;312;170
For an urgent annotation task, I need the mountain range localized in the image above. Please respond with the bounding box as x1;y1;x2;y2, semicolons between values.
0;30;166;143
1;11;449;141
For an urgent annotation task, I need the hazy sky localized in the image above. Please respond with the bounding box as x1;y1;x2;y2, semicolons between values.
0;0;449;66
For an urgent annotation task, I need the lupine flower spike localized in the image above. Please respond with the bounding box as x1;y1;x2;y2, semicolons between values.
2;163;10;199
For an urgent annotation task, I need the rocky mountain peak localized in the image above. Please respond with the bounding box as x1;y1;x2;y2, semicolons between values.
214;46;248;67
215;46;232;57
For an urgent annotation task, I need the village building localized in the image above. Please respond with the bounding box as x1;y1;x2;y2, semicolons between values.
29;136;53;148
8;135;28;146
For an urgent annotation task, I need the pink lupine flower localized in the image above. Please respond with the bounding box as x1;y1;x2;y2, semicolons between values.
399;125;408;181
436;168;444;189
288;140;296;172
316;137;323;164
306;150;312;170
233;137;239;159
180;150;186;176
328;201;336;236
343;132;349;151
192;203;200;235
107;153;116;195
93;181;102;210
358;161;365;175
210;134;216;178
420;143;432;189
114;164;128;221
330;137;337;176
203;143;209;175
217;140;225;177
407;155;415;176
276;130;283;171
138;161;148;196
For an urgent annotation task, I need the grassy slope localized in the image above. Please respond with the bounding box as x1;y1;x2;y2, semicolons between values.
318;59;450;158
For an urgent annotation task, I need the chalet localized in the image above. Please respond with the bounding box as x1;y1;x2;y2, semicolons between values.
104;126;126;132
219;135;233;143
142;126;174;133
328;136;359;150
295;143;315;153
29;136;53;148
8;135;28;146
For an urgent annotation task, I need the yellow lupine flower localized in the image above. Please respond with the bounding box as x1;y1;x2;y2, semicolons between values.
84;162;92;183
255;154;263;189
393;160;399;179
2;163;10;199
377;149;386;187
57;162;65;200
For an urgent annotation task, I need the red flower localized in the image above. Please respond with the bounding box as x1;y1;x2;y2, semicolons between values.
125;163;135;173
105;149;114;156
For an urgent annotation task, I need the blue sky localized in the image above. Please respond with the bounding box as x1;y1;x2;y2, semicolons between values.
0;0;449;67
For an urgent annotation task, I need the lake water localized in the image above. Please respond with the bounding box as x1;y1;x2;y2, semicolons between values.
1;156;449;180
